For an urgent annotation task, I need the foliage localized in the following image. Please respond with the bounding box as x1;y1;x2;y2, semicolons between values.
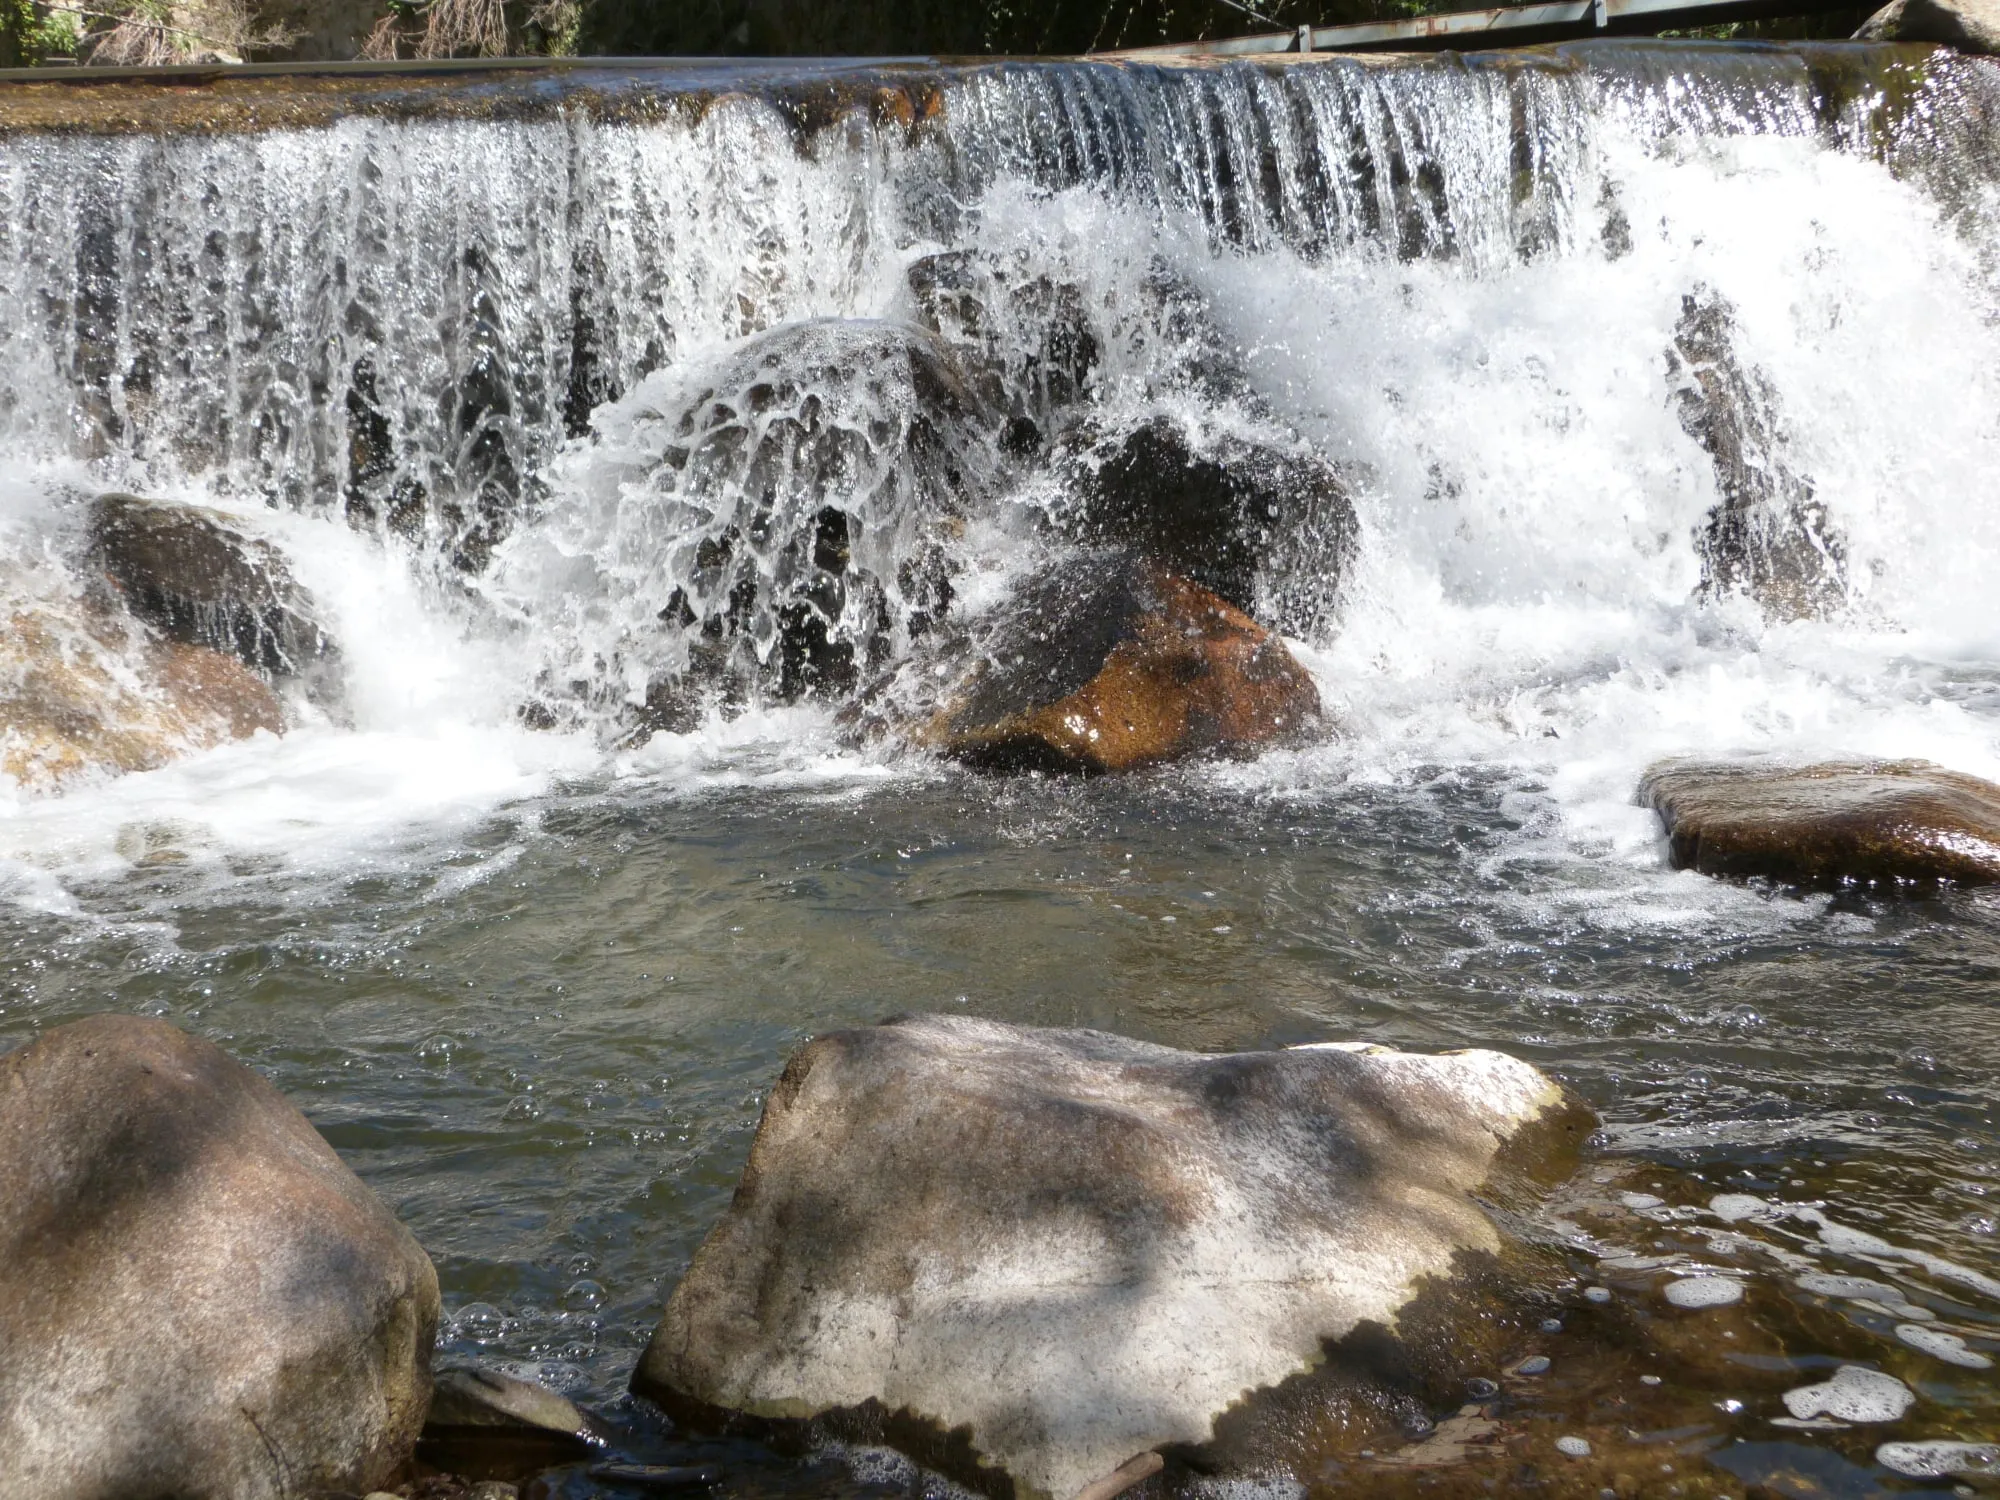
2;0;293;63
361;0;580;57
0;0;79;63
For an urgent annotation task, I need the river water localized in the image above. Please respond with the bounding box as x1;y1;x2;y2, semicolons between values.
2;42;1999;1497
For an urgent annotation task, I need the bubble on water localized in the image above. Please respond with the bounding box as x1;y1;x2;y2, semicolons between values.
1894;1324;1994;1369
564;1279;607;1313
1876;1442;2000;1479
448;1301;508;1342
1466;1377;1500;1398
1665;1276;1745;1308
1781;1365;1914;1423
1557;1436;1592;1458
1540;1318;1563;1333
1640;1375;1663;1386
1620;1193;1665;1210
1584;1286;1612;1303
1516;1356;1552;1375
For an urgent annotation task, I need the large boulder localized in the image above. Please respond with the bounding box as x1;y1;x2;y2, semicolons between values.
1640;758;2000;886
912;549;1321;774
0;1015;440;1498
1667;290;1846;621
86;493;339;682
1051;417;1358;636
632;1014;1585;1500
1856;0;2000;48
2;579;283;795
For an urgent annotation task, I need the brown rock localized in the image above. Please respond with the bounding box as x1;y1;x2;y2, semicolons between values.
0;1014;439;1498
2;584;284;794
1855;0;2000;49
1639;758;2000;886
921;551;1320;774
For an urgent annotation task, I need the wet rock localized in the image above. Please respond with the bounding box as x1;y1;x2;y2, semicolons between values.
1640;758;2000;886
631;1013;1581;1500
1052;417;1358;634
2;580;284;794
419;1365;599;1477
915;549;1321;774
501;319;985;735
1668;290;1846;621
87;492;339;680
1856;0;2000;49
905;250;1099;453
0;1014;439;1497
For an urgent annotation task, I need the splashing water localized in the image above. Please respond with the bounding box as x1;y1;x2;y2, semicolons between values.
1;41;1999;1487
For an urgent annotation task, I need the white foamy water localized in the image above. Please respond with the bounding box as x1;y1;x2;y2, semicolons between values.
2;45;1999;917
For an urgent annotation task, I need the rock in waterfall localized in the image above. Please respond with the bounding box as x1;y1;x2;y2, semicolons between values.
911;549;1321;773
1641;758;2000;885
1668;289;1846;621
632;1013;1583;1500
87;492;339;682
0;1014;439;1498
1051;416;1359;634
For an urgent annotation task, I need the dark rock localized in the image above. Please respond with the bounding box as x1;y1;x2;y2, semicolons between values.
0;1014;438;1496
916;549;1322;774
1856;0;2000;48
631;1014;1582;1500
86;492;339;680
1053;417;1358;633
1640;758;2000;886
419;1365;600;1479
905;250;1099;451
1667;290;1845;621
527;319;986;736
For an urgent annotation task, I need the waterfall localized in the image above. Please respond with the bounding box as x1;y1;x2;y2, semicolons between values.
3;41;2000;824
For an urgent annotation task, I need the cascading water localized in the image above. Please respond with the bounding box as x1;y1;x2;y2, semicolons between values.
3;43;2000;1491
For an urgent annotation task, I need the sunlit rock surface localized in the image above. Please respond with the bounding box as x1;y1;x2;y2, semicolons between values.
1641;758;2000;885
913;550;1321;774
0;1015;438;1498
632;1014;1578;1500
1;566;283;795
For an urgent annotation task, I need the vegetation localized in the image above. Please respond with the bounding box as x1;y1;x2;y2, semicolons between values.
0;0;1862;65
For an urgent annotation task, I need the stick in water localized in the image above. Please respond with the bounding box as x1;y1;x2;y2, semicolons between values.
1072;1452;1166;1500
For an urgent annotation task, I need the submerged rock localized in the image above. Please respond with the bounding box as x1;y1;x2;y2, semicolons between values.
87;492;339;681
1052;417;1358;634
1668;290;1846;622
0;1014;438;1497
914;550;1321;774
1640;758;2000;885
632;1013;1582;1500
1;581;283;794
420;1364;600;1478
1856;0;2000;49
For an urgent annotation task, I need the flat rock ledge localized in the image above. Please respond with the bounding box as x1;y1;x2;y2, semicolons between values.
0;1015;439;1498
1641;758;2000;886
632;1014;1580;1500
